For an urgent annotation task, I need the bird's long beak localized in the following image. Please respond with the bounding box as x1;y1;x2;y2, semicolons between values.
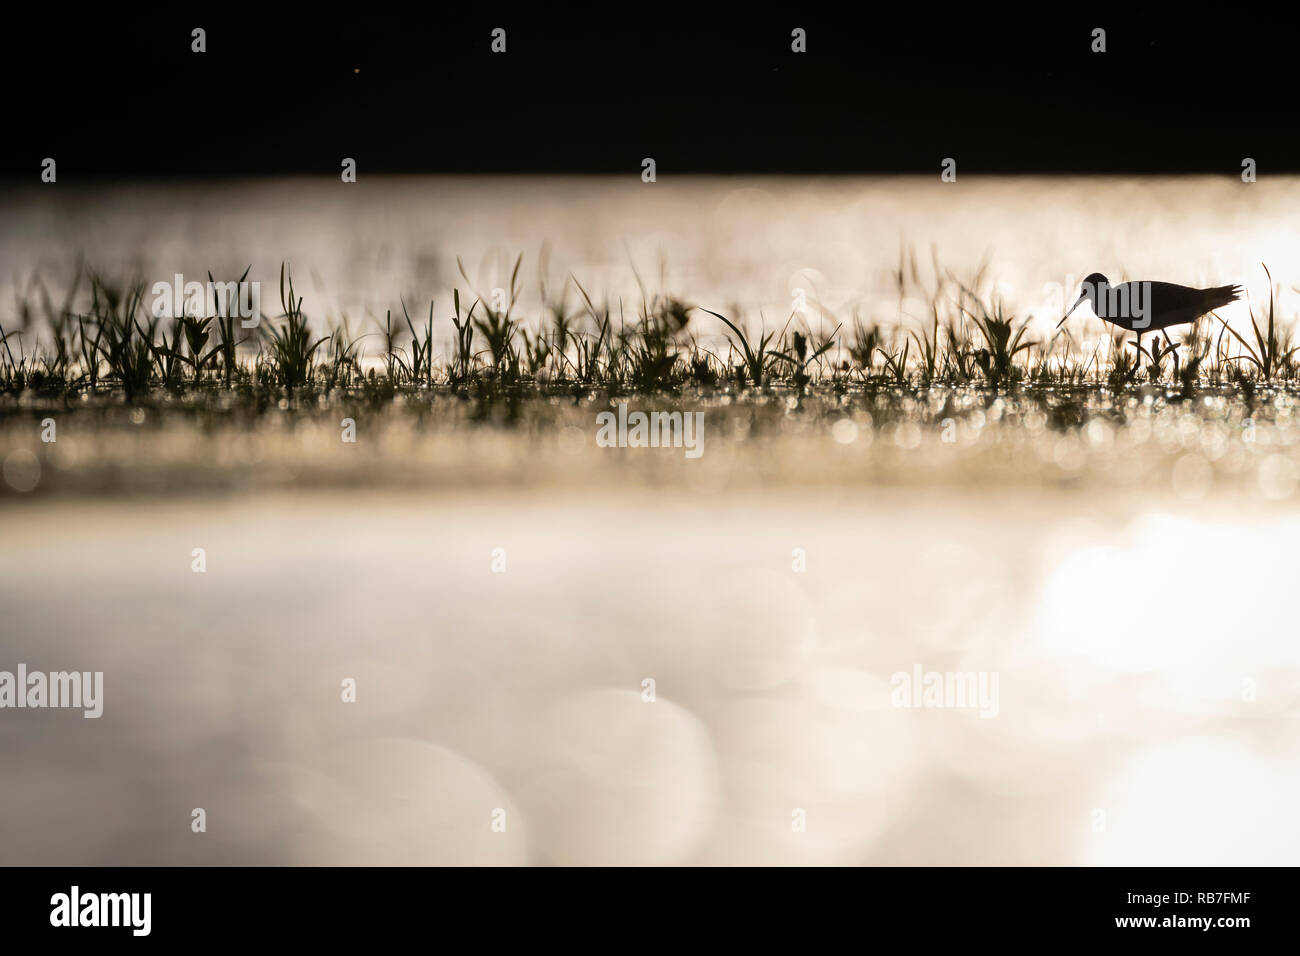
1057;292;1087;328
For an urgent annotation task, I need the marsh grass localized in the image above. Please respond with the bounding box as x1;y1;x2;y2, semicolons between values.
0;254;1291;417
703;308;783;387
1215;264;1299;383
266;264;329;390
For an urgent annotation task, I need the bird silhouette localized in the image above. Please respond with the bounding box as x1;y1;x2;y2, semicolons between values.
1058;273;1242;334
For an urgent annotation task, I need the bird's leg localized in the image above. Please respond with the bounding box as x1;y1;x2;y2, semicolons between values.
1163;329;1179;380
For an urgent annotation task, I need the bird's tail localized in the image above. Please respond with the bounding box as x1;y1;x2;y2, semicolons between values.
1202;284;1243;313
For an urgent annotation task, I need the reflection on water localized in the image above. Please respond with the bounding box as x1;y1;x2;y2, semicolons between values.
4;387;1300;499
2;490;1297;864
3;175;1298;337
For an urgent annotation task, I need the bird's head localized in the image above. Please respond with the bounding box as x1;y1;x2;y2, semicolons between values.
1058;272;1109;327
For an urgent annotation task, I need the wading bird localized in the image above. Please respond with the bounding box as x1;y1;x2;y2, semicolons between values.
1058;272;1242;340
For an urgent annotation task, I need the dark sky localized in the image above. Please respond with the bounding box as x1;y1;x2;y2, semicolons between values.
2;5;1293;178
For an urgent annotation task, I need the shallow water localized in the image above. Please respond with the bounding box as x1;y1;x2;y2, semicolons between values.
5;386;1300;501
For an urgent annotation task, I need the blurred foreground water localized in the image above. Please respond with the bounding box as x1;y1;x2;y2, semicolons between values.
2;486;1299;865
